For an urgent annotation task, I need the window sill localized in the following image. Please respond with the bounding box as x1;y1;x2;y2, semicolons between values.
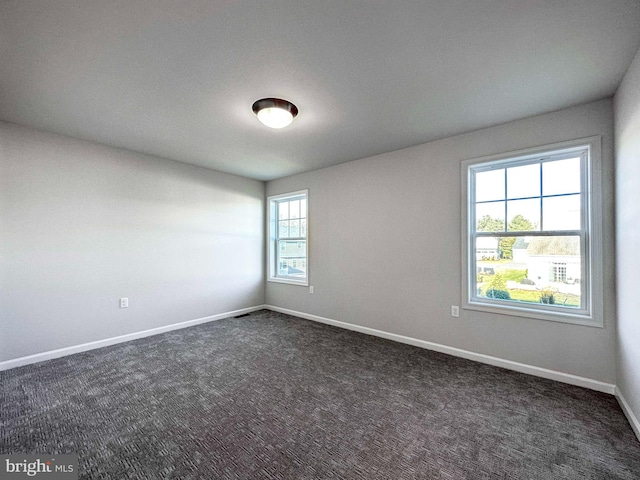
463;300;602;328
268;277;309;287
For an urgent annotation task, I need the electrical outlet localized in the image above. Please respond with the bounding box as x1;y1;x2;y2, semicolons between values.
451;305;459;317
120;297;129;309
309;286;314;294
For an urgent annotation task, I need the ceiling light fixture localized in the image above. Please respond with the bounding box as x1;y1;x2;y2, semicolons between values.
252;98;298;129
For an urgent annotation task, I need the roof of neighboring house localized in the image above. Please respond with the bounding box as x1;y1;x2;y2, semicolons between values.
476;237;499;249
527;236;580;256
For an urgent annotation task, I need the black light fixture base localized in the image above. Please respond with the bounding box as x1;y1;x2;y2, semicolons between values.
252;98;298;117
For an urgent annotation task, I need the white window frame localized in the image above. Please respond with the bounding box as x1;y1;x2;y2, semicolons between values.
461;137;603;327
268;189;309;286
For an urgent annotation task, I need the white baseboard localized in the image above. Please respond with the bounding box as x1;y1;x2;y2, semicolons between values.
0;305;267;372
266;305;616;395
1;304;617;397
616;388;640;442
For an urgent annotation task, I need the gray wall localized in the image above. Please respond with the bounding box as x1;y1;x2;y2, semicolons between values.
266;99;616;384
0;122;264;362
614;46;640;424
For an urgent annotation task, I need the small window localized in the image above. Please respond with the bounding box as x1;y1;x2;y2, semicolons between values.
268;190;308;285
462;137;603;326
552;263;567;283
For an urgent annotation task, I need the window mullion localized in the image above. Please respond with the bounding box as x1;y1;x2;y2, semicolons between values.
474;230;581;237
503;169;507;231
539;162;544;231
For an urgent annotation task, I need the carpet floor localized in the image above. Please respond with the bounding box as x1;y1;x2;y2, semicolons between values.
1;309;639;479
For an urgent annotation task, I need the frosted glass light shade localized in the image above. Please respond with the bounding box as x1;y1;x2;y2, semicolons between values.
257;107;294;129
252;98;298;129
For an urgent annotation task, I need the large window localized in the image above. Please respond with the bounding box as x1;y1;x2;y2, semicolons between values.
462;137;602;326
268;190;308;285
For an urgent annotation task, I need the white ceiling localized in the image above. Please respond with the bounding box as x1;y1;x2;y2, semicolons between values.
2;1;639;181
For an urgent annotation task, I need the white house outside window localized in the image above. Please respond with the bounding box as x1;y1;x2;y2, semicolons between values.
462;137;603;326
268;190;308;285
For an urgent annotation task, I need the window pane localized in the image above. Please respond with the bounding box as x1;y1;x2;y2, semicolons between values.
507;164;539;199
277;240;306;278
300;198;307;219
474;235;581;309
289;219;299;237
507;199;540;231
300;219;307;237
476;169;505;202
476;202;505;232
476;237;500;261
542;194;581;230
278;220;289;238
278;201;289;220
289;200;300;219
542;157;581;196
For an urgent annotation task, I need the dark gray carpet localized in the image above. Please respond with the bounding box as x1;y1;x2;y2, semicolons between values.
1;310;639;479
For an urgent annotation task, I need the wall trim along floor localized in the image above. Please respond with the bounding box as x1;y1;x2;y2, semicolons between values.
616;388;640;441
266;306;616;395
0;305;267;372
1;304;615;393
3;304;638;442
